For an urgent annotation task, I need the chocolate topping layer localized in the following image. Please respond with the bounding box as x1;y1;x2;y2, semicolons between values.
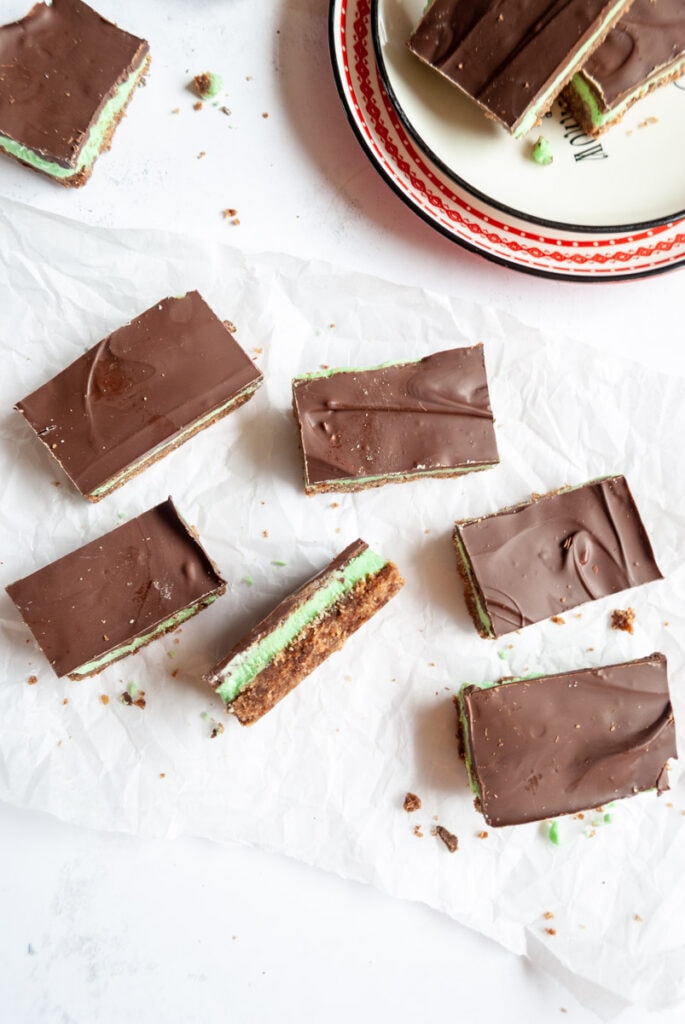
6;498;225;678
16;291;263;499
0;0;149;167
454;476;662;637
459;653;676;826
408;0;631;133
292;346;498;491
582;0;685;105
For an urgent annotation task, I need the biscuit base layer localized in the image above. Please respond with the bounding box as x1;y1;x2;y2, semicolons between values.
226;562;404;725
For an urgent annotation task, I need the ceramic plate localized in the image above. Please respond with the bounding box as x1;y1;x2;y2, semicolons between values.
329;0;685;279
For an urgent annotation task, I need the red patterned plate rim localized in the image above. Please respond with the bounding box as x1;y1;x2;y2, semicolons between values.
328;0;685;281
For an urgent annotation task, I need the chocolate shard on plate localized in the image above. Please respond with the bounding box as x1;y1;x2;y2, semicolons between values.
292;345;499;494
6;497;225;679
205;539;404;725
453;475;662;638
15;291;263;501
407;0;634;138
563;0;685;137
0;0;150;186
456;653;676;827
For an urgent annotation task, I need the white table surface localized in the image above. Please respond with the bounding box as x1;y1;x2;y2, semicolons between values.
1;2;683;1022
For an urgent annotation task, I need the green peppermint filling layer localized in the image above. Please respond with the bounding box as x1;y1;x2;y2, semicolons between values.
0;57;147;180
514;0;630;138
215;547;387;704
309;462;492;490
569;70;665;130
295;358;417;383
88;380;262;498
70;594;219;678
453;529;494;636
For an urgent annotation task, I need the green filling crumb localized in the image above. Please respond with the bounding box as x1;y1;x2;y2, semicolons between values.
548;820;560;845
532;136;553;166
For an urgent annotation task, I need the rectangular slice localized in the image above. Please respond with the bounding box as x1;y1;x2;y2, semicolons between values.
456;653;676;827
6;497;225;679
453;475;662;638
292;345;499;494
0;0;150;186
15;291;263;501
407;0;633;138
562;0;685;136
205;539;404;725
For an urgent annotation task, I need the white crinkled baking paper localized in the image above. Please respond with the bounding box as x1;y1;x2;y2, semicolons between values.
0;199;684;1017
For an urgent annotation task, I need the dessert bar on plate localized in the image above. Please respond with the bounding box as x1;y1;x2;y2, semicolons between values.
15;291;263;501
292;345;498;494
456;653;676;827
563;0;685;137
6;497;225;679
453;475;662;638
407;0;633;137
206;539;404;724
0;0;150;185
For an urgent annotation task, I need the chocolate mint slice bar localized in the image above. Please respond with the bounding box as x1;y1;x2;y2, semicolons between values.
453;475;662;638
206;539;404;725
456;653;676;827
292;345;498;494
6;497;225;679
15;291;263;501
0;0;150;186
408;0;633;137
563;0;685;137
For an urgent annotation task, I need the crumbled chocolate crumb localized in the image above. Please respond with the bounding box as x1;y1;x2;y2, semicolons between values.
550;615;565;624
223;208;238;218
193;101;203;111
543;911;554;920
413;824;423;838
211;722;225;739
100;694;109;705
27;675;37;685
403;792;421;813
545;927;556;936
434;825;458;852
610;607;635;634
477;830;488;839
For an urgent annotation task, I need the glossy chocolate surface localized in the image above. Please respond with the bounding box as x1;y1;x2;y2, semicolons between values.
0;0;149;166
460;653;675;826
292;346;498;489
408;0;629;131
455;476;662;636
6;498;225;677
583;0;685;105
16;291;263;498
